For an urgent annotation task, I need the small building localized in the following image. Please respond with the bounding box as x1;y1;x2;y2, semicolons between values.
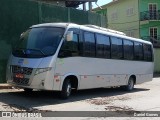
94;0;160;72
35;0;97;10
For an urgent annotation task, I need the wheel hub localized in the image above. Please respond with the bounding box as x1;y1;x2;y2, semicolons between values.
67;83;71;96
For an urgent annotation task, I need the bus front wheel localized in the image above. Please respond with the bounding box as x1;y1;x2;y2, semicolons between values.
23;88;33;93
60;79;72;99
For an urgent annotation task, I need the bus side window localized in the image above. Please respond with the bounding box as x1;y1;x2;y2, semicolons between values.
143;44;152;61
84;32;96;57
96;34;111;58
58;33;79;58
134;42;143;61
111;37;123;59
71;34;79;56
123;39;134;60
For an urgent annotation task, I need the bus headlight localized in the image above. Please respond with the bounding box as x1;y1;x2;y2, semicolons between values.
35;67;52;75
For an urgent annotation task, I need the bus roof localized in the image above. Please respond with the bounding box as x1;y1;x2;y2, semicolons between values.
31;23;152;45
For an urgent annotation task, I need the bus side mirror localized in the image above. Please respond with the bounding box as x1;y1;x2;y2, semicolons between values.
20;32;24;37
20;32;25;39
58;51;65;58
66;31;73;41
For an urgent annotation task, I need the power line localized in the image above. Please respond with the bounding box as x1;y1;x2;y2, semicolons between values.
108;23;160;33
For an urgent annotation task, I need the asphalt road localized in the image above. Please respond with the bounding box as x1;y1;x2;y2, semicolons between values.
0;77;160;120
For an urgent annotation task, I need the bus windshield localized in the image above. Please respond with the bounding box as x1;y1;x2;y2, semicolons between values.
12;27;65;58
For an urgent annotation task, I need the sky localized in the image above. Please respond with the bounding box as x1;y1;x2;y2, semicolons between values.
92;0;112;8
78;0;112;10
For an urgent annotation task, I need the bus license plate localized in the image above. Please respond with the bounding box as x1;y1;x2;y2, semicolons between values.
15;74;24;79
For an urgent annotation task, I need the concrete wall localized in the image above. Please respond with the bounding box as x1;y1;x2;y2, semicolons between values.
0;0;39;83
154;48;160;73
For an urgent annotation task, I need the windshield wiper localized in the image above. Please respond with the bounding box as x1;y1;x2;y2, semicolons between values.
26;48;46;56
14;48;46;56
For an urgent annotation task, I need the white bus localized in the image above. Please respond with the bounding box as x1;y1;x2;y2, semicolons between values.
6;23;154;99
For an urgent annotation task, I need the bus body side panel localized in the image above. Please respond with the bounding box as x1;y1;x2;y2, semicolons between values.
55;57;153;90
135;74;153;84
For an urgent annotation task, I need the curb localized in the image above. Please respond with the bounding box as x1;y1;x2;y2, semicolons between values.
0;84;13;89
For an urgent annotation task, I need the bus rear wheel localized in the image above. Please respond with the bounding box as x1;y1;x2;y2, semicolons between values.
60;79;72;99
124;77;135;91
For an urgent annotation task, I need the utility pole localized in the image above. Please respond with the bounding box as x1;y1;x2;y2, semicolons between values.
83;3;86;11
88;2;92;11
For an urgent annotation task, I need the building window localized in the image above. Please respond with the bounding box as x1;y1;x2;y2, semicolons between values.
126;7;134;16
127;30;135;37
149;3;157;19
150;27;158;40
111;12;118;20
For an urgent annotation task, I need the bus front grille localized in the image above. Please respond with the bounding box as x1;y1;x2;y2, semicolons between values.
11;66;33;75
13;77;29;85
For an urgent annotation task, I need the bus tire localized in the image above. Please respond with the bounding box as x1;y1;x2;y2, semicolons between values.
124;77;135;91
23;88;33;93
60;79;72;99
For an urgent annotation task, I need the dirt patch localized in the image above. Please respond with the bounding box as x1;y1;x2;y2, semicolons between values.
105;105;133;111
105;105;137;116
86;96;130;105
86;98;111;105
